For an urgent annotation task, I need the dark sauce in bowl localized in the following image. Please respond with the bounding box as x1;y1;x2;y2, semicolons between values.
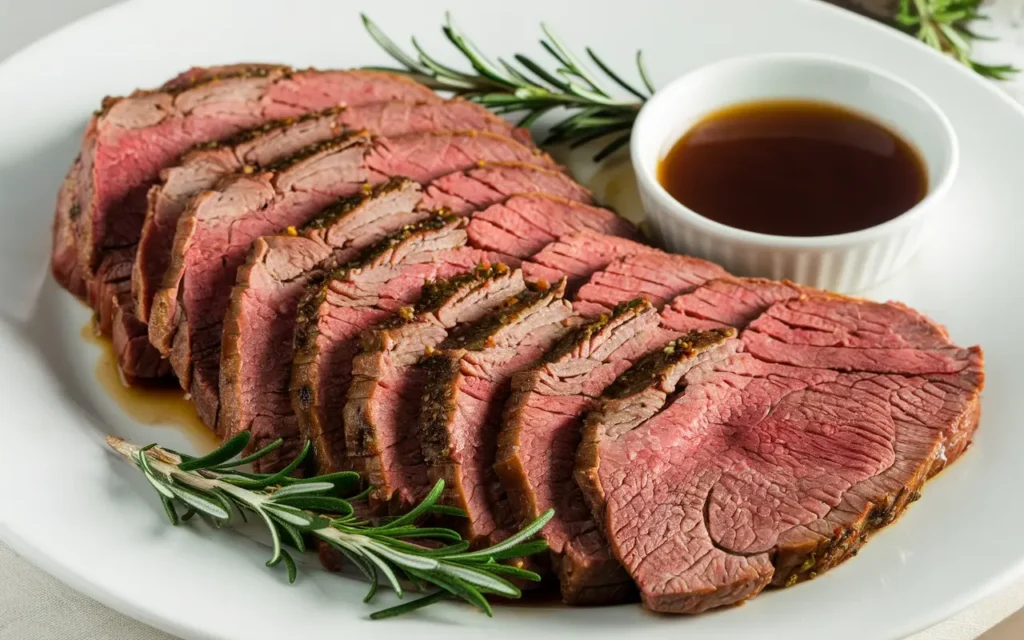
657;100;928;237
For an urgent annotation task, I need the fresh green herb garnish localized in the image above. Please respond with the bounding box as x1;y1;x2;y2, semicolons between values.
896;0;1017;79
107;433;553;619
361;13;651;162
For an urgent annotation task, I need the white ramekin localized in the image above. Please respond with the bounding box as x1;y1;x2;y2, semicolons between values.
630;53;959;293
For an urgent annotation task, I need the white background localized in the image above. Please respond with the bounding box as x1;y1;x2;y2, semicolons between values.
0;1;1022;638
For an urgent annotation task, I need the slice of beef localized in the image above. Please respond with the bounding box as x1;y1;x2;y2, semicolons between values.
570;251;729;317
339;222;647;512
292;216;509;476
345;265;526;511
493;252;727;604
74;66;437;286
522;230;654;295
220;179;425;471
58;65;439;380
576;298;984;614
419;279;576;546
149;130;557;429
220;162;600;473
465;195;639;258
52;157;85;300
421;162;592;215
658;277;807;333
134;99;530;322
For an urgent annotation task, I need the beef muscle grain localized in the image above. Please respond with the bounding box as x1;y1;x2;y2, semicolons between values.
53;64;437;380
149;130;557;429
419;279;576;546
576;297;984;613
292;216;510;476
494;251;727;604
410;230;664;546
345;265;526;512
134;100;531;322
220;161;595;472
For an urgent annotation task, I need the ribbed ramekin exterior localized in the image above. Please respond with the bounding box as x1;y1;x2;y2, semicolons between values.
640;190;928;293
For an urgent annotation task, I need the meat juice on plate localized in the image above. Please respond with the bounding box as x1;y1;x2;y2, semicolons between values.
82;322;219;453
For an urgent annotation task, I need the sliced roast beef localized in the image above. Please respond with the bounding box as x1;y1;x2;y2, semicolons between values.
293;203;632;478
495;277;801;604
493;252;727;604
419;279;576;546
422;162;592;215
220;179;426;471
292;216;510;475
149;130;557;428
576;297;984;614
521;230;654;294
465;195;639;257
74;66;437;287
134;100;530;322
52;158;85;299
339;220;646;510
56;65;439;380
406;230;660;545
345;265;526;511
223;162;596;473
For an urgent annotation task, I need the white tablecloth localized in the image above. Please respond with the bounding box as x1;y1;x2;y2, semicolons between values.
2;1;1023;638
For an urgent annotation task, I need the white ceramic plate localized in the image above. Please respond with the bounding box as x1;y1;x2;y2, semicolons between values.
0;1;1020;638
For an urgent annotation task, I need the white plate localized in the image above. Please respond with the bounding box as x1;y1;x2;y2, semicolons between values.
0;0;1020;638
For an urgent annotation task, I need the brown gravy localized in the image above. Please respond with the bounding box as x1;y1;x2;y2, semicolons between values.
658;99;928;237
83;323;219;452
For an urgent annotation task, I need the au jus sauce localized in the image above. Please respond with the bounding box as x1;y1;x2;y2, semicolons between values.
658;100;928;237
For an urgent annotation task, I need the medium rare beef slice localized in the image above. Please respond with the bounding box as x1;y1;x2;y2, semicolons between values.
150;130;554;429
493;251;726;604
152;134;372;426
221;162;596;474
465;195;639;259
219;179;426;470
498;300;656;604
418;279;576;546
571;252;729;317
658;277;806;333
576;298;984;614
52;157;86;299
57;66;437;381
421;162;592;215
346;265;526;512
73;66;437;286
522;231;654;295
134;100;530;322
292;215;510;477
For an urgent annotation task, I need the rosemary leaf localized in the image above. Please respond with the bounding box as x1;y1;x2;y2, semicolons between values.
272;495;355;516
427;504;467;518
275;520;307;553
208;437;283;470
407;568;494;616
370;591;449;620
177;432;251;471
160;496;179;526
164;482;230;520
282;549;298;584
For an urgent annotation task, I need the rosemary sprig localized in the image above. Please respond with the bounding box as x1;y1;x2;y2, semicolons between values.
107;433;553;619
896;0;1017;79
362;13;651;162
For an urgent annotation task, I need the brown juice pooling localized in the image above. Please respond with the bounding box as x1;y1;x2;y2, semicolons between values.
658;99;928;237
82;323;219;452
